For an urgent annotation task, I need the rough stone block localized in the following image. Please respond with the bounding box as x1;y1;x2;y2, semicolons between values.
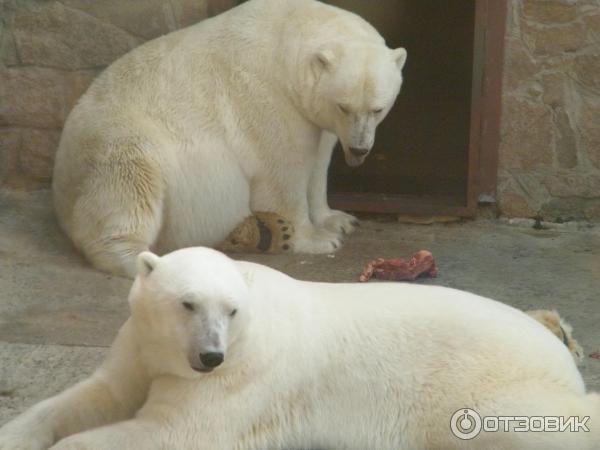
0;67;67;128
170;0;210;29
572;52;600;92
522;0;578;24
0;128;21;184
553;107;578;169
498;191;537;218
579;97;600;169
0;20;19;66
496;170;552;218
499;96;554;170
541;72;568;107
61;0;179;40
543;172;600;198
19;129;61;180
522;21;585;57
503;37;539;92
540;197;599;221
64;71;99;116
584;12;600;42
584;202;600;221
207;0;237;17
12;1;140;70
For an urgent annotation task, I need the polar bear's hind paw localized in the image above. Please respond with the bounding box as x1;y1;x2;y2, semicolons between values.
218;212;294;254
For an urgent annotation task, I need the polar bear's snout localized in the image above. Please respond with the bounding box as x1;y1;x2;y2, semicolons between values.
187;313;231;372
200;352;224;368
338;115;377;167
189;347;227;373
191;350;225;373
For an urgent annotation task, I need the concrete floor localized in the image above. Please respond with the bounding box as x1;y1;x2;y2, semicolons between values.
1;188;599;425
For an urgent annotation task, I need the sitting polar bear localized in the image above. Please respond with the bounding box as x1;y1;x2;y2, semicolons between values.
52;0;408;277
1;248;598;450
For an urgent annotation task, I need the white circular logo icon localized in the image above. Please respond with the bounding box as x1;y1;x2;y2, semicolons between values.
450;408;482;440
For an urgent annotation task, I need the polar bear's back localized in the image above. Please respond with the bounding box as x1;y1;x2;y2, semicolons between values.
317;281;581;387
234;263;589;448
241;261;584;398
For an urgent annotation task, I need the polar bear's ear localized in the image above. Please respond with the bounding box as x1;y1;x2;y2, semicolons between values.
137;251;161;277
393;48;408;71
313;48;336;72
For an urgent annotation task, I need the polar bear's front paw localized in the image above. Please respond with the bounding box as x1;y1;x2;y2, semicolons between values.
292;227;342;254
320;210;359;235
218;212;294;254
0;420;54;450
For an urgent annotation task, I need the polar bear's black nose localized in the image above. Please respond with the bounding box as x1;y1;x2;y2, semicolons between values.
349;147;369;157
200;352;224;368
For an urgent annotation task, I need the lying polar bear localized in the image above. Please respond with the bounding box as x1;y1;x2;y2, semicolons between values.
52;0;408;277
0;248;598;450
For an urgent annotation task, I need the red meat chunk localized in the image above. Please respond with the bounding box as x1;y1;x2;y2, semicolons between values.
359;250;438;282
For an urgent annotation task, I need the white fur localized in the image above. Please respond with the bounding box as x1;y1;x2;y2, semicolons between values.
1;248;598;450
52;0;407;277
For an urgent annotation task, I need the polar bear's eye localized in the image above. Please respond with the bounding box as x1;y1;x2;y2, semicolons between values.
337;104;350;115
373;108;384;114
230;309;238;317
182;301;195;312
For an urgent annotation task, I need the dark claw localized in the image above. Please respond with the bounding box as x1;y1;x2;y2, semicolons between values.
282;244;290;250
282;226;288;232
283;234;290;240
332;241;339;249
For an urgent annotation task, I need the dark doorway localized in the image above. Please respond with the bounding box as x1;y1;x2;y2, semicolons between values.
324;0;506;216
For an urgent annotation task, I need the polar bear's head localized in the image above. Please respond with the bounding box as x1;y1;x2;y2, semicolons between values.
129;248;250;377
304;41;407;166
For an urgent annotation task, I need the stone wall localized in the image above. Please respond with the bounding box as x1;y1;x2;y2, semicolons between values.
0;0;235;190
498;0;600;221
